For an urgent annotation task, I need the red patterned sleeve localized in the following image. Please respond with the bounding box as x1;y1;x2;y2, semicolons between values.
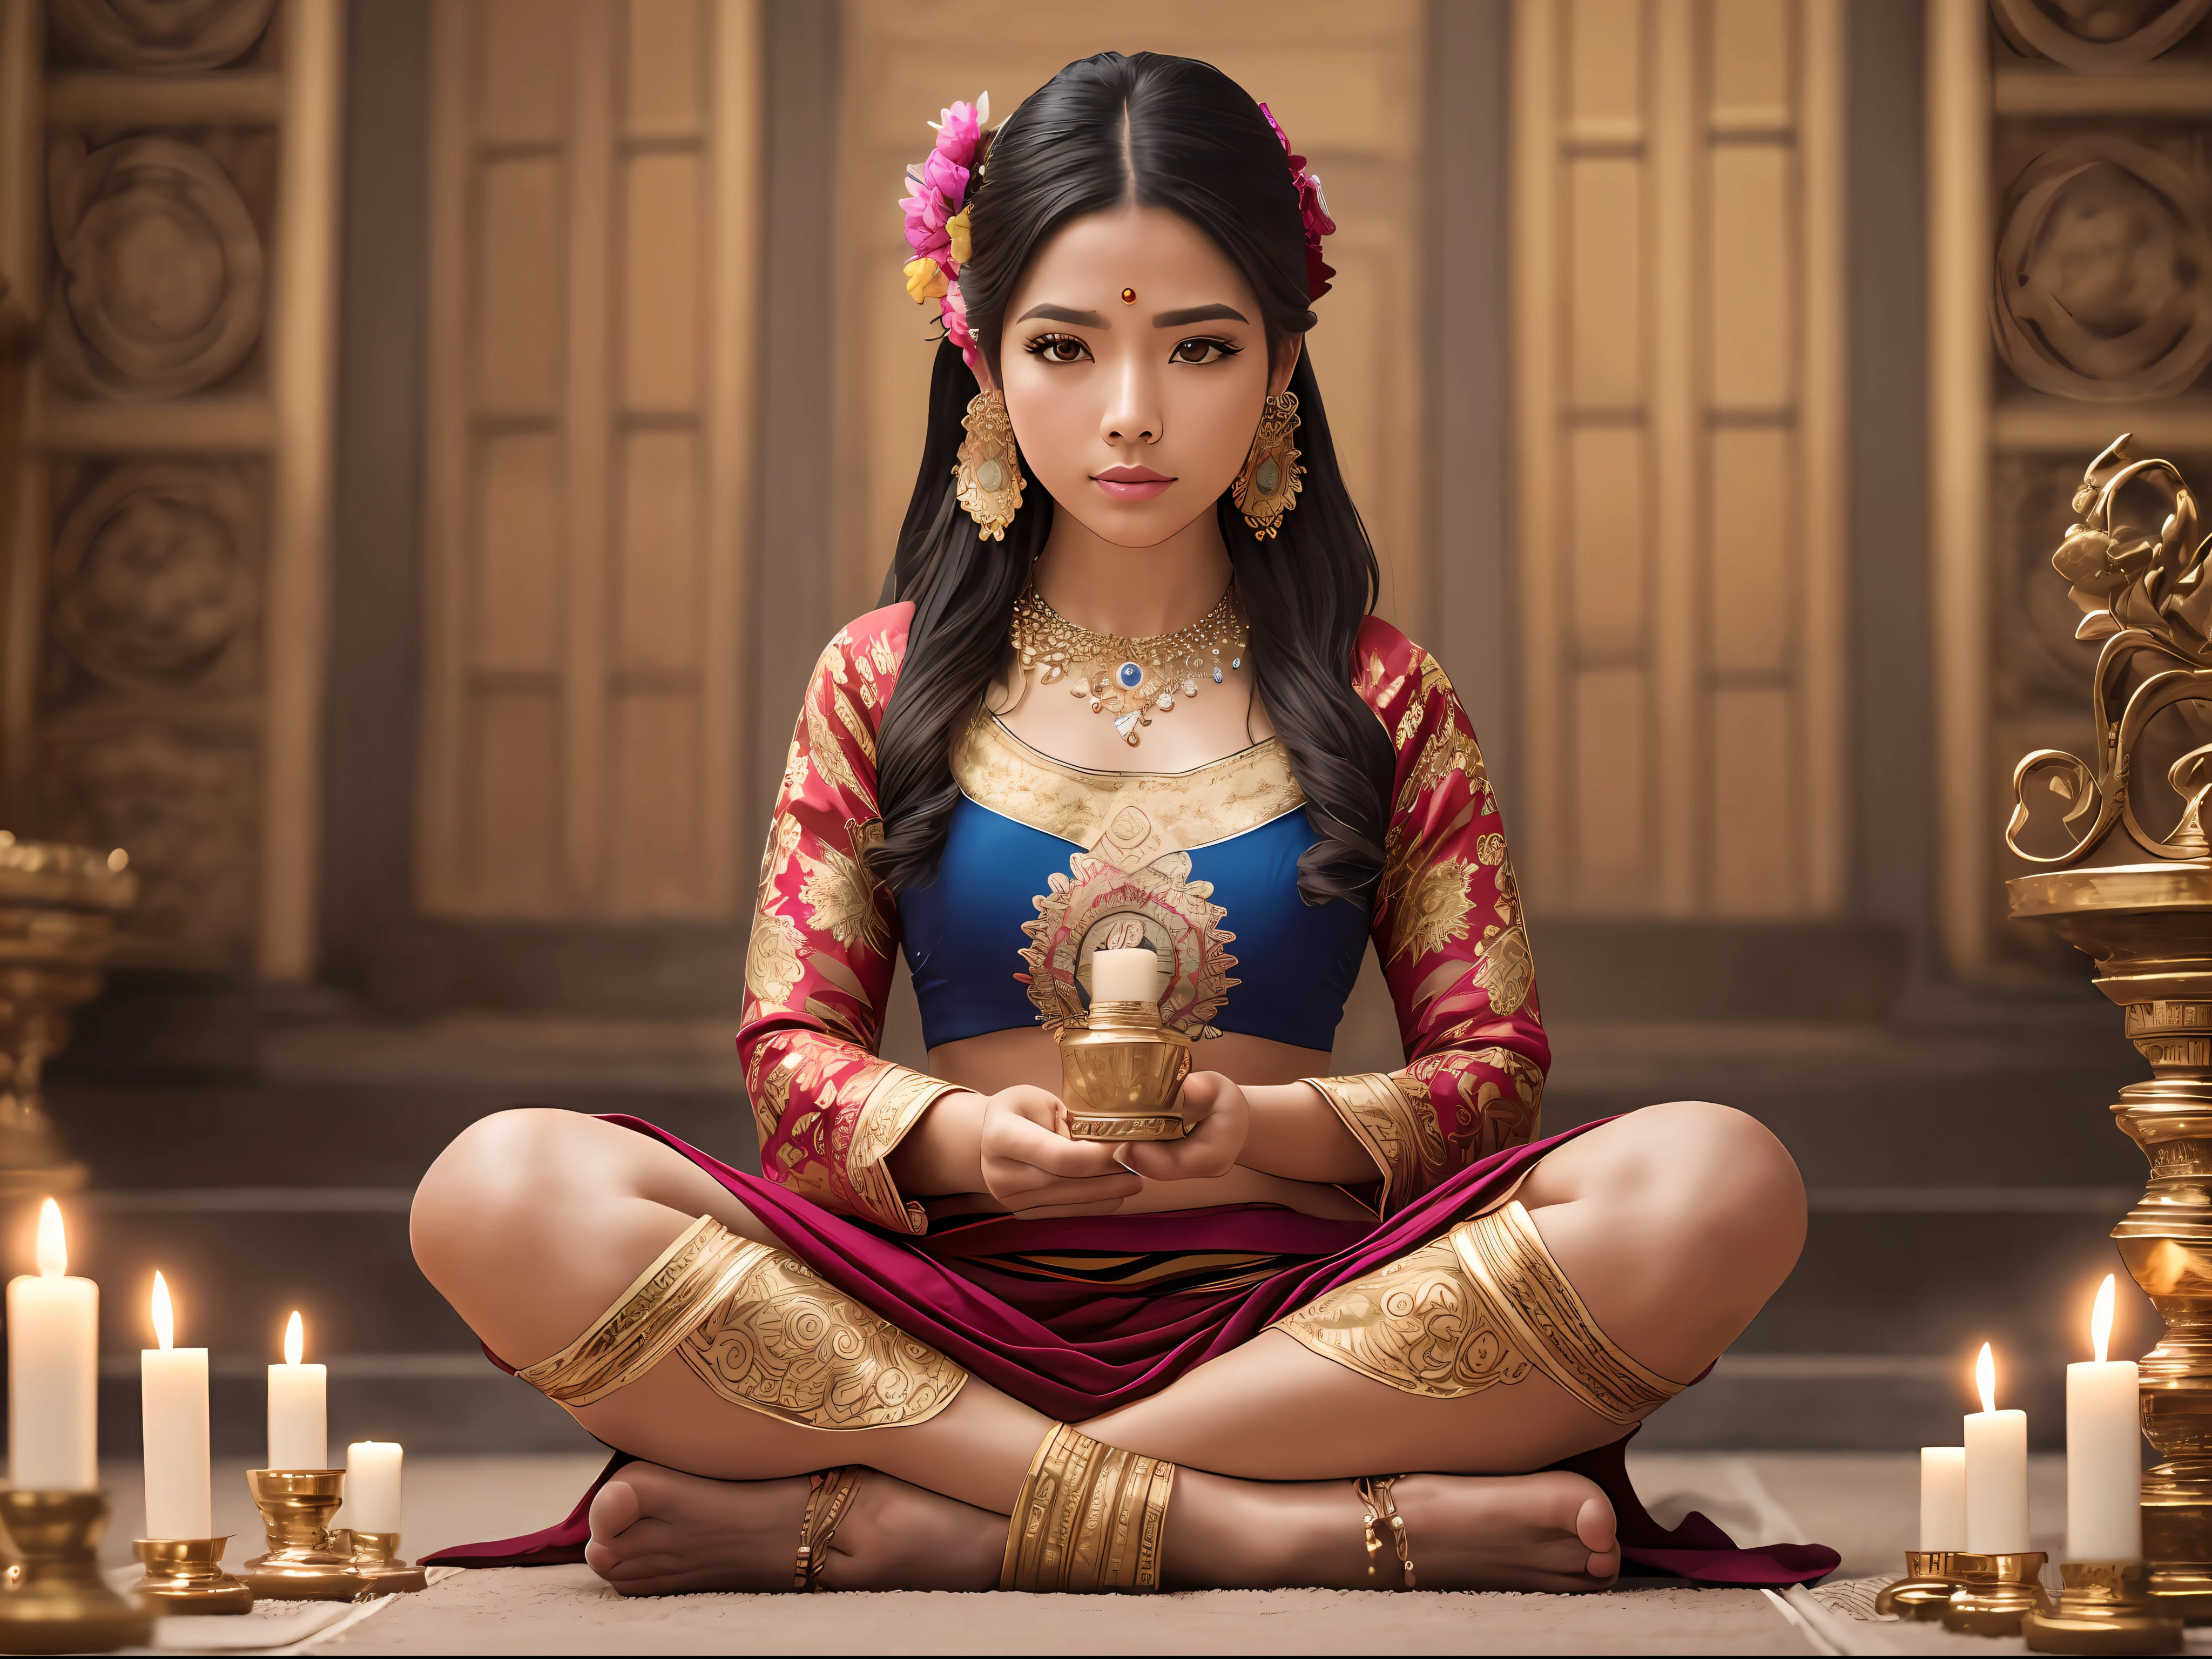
1301;618;1550;1217
737;605;960;1235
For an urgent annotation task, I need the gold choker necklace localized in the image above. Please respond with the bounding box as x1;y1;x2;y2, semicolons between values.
1008;584;1247;746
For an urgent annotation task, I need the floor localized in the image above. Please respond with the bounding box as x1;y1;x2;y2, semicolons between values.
91;1449;2148;1656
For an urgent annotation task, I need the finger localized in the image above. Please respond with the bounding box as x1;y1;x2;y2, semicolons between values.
984;1154;1141;1203
993;1120;1128;1178
1003;1173;1143;1211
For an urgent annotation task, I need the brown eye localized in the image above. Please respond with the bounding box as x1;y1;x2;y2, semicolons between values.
1049;338;1086;363
1024;332;1091;364
1171;338;1236;365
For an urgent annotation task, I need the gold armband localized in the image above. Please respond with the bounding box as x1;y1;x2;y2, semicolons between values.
1000;1424;1177;1593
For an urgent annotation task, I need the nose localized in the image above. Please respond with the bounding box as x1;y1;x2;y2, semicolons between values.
1101;355;1161;446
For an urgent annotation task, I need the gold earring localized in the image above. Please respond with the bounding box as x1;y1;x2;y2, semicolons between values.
955;388;1026;540
1233;392;1302;539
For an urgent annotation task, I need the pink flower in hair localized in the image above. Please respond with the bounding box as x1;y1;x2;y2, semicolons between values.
897;93;992;370
1259;102;1337;302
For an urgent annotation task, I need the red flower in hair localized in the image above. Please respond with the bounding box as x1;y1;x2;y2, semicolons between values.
1259;103;1337;302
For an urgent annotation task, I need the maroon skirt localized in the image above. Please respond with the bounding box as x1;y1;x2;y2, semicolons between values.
426;1114;1836;1587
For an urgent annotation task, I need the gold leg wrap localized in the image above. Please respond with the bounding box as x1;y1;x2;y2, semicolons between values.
1272;1199;1684;1425
999;1424;1177;1593
517;1215;967;1429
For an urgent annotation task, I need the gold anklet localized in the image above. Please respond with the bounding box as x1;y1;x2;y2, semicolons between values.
793;1467;864;1592
1000;1423;1177;1593
1355;1475;1414;1588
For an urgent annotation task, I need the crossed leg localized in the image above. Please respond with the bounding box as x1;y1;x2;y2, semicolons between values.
409;1101;1804;1593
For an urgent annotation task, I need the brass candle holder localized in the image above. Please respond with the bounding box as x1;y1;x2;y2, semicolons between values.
1874;1549;1963;1619
2022;1562;2183;1655
1941;1550;2049;1636
335;1529;428;1594
240;1471;364;1600
0;1490;153;1654
132;1536;253;1614
1055;998;1191;1142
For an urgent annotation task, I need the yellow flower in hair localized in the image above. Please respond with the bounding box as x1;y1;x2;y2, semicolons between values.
903;255;948;304
947;207;972;267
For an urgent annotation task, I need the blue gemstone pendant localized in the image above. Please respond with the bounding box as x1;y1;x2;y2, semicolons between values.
1116;661;1143;690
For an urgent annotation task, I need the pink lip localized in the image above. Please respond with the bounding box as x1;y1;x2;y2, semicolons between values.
1092;466;1175;502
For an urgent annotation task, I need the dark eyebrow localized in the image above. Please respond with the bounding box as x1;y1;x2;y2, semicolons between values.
1016;304;1110;327
1152;304;1249;327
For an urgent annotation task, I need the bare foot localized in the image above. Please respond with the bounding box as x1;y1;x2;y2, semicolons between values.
1168;1467;1619;1592
584;1462;1003;1595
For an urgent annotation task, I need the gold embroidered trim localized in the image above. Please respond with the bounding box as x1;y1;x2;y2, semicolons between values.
516;1216;753;1407
1304;1072;1446;1215
1000;1423;1177;1593
847;1063;962;1236
1273;1201;1684;1425
678;1235;967;1430
954;712;1305;871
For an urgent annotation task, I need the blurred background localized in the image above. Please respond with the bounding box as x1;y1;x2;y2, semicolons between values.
0;0;2198;1455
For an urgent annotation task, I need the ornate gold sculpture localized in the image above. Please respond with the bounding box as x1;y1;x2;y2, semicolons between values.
2005;435;2212;1616
0;835;136;1203
1054;996;1191;1142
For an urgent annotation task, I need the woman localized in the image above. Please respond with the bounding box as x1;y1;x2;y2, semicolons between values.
412;51;1826;1595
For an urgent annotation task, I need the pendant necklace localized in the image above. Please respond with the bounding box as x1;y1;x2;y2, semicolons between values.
1008;582;1248;746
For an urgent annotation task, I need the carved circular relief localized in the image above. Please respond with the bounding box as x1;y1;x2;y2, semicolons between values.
1993;137;2212;401
48;0;275;71
50;463;258;690
46;136;264;401
1991;0;2212;69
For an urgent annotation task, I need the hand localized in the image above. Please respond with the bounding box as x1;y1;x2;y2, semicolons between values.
979;1085;1143;1216
1116;1070;1250;1183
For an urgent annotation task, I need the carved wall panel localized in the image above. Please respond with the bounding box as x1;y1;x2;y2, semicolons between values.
1989;0;2212;68
48;0;276;71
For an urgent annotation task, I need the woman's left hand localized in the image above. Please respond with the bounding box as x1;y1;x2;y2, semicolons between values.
1116;1070;1250;1183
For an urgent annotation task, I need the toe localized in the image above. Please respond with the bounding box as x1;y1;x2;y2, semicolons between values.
586;1479;640;1548
1573;1491;1617;1554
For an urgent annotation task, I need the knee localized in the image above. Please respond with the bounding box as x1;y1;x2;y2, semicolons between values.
1606;1102;1807;1284
410;1107;599;1290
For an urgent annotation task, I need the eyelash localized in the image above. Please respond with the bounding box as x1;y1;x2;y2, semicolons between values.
1020;334;1244;366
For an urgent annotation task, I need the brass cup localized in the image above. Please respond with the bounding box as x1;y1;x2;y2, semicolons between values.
1943;1550;2051;1636
1055;999;1191;1142
2021;1561;2184;1655
240;1471;365;1601
132;1536;253;1615
1874;1549;1965;1620
0;1490;153;1654
335;1529;428;1595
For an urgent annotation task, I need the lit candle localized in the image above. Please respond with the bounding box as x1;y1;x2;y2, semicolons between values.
1920;1445;1967;1550
141;1271;211;1539
267;1311;327;1470
2067;1273;2142;1563
344;1441;403;1535
1091;946;1160;1005
7;1198;97;1489
1965;1341;2031;1553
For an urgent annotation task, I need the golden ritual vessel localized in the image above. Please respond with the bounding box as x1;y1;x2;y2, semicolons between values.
0;833;134;1202
1055;996;1192;1142
2005;436;2212;1619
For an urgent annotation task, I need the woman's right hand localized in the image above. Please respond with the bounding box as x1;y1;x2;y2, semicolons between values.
979;1085;1143;1215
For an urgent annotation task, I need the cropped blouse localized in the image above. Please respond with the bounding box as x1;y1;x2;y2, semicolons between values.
738;603;1549;1235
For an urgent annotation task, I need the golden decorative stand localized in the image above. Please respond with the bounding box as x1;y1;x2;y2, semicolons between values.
1875;1549;1963;1619
240;1471;364;1600
1943;1550;2049;1636
0;835;134;1204
1055;998;1190;1142
0;1490;153;1654
337;1530;428;1594
2022;1561;2184;1654
2003;438;2212;1620
132;1536;253;1614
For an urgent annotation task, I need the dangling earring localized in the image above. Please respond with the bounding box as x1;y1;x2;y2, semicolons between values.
1232;392;1303;539
955;388;1026;540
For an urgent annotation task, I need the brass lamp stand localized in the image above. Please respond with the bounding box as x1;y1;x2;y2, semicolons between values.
2004;437;2212;1622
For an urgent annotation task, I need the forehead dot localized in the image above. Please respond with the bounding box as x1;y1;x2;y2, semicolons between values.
1120;287;1136;305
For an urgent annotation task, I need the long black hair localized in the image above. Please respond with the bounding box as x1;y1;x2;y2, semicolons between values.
869;50;1393;907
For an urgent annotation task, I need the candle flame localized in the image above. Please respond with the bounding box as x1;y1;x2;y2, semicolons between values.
151;1271;173;1351
2093;1272;2116;1365
34;1199;64;1277
284;1310;303;1367
1977;1341;1997;1415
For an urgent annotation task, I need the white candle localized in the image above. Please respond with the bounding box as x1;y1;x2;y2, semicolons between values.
1920;1446;1967;1550
2067;1274;2142;1563
1091;946;1159;1004
345;1441;403;1534
8;1199;97;1490
141;1271;211;1539
1965;1341;2031;1553
267;1310;328;1470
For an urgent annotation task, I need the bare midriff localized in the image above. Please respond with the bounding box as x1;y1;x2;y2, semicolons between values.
926;1025;1375;1222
